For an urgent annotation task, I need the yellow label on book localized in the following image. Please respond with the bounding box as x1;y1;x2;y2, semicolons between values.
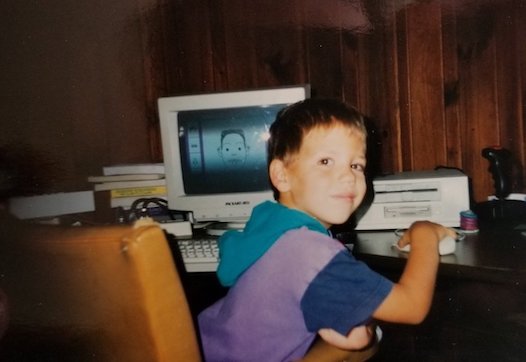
111;186;167;198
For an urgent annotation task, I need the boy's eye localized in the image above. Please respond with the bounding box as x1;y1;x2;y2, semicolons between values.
319;158;333;166
351;163;366;172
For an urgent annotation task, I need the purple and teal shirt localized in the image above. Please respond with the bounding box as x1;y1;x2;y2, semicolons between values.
198;201;393;362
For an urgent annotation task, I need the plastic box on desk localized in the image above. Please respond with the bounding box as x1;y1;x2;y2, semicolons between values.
159;221;193;238
356;169;470;230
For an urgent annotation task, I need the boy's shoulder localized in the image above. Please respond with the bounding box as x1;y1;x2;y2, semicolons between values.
272;227;346;261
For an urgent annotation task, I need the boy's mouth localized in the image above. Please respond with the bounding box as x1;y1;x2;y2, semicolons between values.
332;193;356;202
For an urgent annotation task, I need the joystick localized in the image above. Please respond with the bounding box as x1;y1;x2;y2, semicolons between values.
475;146;526;224
481;147;512;199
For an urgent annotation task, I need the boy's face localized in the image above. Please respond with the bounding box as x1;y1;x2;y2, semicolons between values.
270;124;367;228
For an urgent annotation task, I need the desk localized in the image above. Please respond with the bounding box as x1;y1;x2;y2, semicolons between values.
343;227;526;361
173;227;526;361
176;227;526;312
350;228;526;285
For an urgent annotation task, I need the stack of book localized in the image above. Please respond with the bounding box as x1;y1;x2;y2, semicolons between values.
89;163;166;209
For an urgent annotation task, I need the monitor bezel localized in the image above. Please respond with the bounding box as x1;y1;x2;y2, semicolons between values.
158;85;310;224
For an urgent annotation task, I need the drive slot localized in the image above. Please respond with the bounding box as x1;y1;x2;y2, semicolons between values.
384;205;432;218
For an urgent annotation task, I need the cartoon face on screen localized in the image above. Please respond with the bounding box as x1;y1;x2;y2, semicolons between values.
217;129;250;169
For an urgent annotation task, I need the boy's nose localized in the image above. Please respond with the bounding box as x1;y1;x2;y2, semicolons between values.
339;167;356;183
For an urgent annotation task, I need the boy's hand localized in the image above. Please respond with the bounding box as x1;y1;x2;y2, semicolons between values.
318;324;375;350
397;220;456;251
374;220;457;324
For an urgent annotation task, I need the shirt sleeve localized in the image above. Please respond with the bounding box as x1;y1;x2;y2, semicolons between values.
300;250;393;335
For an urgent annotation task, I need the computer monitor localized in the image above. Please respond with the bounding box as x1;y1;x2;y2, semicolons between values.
158;85;310;227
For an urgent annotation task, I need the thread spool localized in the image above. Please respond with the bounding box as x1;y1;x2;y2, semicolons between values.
460;210;479;233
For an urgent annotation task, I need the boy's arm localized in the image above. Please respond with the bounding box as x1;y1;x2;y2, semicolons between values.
372;221;456;324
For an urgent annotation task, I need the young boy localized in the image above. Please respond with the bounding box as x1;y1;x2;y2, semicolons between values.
198;98;456;361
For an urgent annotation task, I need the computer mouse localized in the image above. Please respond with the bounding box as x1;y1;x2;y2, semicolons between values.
393;235;456;256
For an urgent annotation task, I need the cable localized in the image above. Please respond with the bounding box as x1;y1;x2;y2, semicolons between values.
126;197;172;223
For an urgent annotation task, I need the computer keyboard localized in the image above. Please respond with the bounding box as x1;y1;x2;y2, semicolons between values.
177;237;219;272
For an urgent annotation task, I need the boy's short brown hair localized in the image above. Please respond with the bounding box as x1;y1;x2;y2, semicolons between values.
267;98;367;199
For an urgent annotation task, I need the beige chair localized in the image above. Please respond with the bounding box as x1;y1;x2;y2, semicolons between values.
0;218;376;361
0;219;200;361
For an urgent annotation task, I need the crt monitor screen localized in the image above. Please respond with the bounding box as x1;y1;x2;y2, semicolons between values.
158;85;310;223
179;105;282;195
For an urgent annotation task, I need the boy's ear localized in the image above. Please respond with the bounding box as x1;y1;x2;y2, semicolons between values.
269;159;291;192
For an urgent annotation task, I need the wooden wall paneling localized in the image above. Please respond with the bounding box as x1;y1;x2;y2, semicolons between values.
518;0;526;193
384;46;401;172
342;0;386;110
403;2;447;171
494;2;525;193
208;0;229;91
164;0;215;94
1;1;152;194
136;0;170;161
441;0;462;169
341;31;360;107
456;4;500;202
302;0;374;98
359;0;402;175
494;4;519;149
340;0;372;107
252;1;307;87
155;0;176;93
378;0;402;175
302;0;347;99
161;0;184;93
55;4;117;190
395;4;412;171
221;0;258;90
152;0;526;201
78;2;152;171
304;26;343;99
340;0;380;109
